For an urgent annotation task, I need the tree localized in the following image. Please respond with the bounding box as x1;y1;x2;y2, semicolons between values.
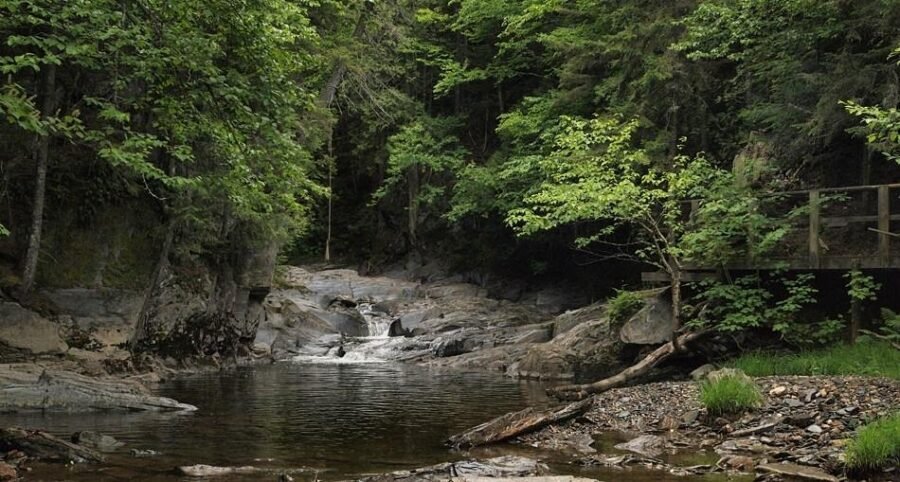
505;114;797;398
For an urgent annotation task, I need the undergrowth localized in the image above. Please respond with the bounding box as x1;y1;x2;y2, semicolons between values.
699;375;763;416
845;412;900;473
728;341;900;379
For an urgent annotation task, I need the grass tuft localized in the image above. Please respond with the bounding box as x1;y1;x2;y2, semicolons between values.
699;374;763;416
729;340;900;379
845;412;900;473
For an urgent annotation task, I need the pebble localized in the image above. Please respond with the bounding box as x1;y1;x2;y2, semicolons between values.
769;386;787;396
806;424;823;434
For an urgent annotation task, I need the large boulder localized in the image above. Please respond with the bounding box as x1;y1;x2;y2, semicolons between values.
0;302;68;354
41;289;143;346
511;303;625;381
619;295;676;345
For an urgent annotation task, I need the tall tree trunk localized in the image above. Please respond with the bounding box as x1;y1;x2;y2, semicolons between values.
407;166;420;251
131;217;175;349
21;64;57;295
670;267;683;352
324;135;334;262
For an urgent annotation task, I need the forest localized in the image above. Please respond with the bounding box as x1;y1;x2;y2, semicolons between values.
0;1;899;481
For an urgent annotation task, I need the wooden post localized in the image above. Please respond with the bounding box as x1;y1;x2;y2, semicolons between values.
809;190;821;269
878;185;890;267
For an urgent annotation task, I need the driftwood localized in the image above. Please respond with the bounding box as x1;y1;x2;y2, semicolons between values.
447;398;593;449
549;330;709;400
0;428;104;463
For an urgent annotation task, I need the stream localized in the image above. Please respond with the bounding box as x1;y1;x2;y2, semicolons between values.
0;360;751;482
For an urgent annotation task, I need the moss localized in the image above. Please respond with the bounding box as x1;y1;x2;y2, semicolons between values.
699;375;763;416
845;412;900;473
36;203;159;289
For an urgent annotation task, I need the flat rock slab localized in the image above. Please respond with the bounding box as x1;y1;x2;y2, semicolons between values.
178;465;258;477
0;365;196;413
460;478;598;482
757;463;839;482
353;456;546;482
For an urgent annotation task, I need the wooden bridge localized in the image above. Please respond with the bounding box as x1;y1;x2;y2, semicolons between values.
643;183;900;282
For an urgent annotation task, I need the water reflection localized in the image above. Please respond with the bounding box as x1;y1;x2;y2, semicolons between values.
0;362;550;480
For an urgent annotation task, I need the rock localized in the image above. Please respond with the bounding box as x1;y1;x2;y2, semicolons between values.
388;319;410;337
682;410;700;425
129;449;159;457
0;365;196;413
0;302;68;354
0;462;15;481
690;364;716;381
353;456;547;482
514;303;625;381
756;463;839;482
806;424;823;434
785;413;816;427
718;455;754;471
71;431;123;452
619;295;675;344
731;416;783;437
178;465;258;477
784;398;804;408
0;428;103;463
41;289;144;347
614;434;665;457
769;386;787;396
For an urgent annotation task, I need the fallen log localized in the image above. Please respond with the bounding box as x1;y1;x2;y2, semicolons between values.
447;398;593;449
548;330;709;400
0;428;104;463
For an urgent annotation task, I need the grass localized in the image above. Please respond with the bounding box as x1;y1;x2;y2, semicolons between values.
845;412;900;473
729;340;900;379
699;375;763;416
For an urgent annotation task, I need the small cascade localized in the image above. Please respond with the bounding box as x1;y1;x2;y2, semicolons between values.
357;302;393;337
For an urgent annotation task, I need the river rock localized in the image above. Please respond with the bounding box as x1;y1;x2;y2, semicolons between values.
353;456;547;482
756;462;838;482
0;302;68;354
0;462;16;481
614;434;665;457
619;295;675;344
71;431;123;452
0;364;196;412
178;464;258;477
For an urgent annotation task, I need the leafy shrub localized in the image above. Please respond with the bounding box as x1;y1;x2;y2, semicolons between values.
607;290;644;324
699;374;763;416
845;412;900;473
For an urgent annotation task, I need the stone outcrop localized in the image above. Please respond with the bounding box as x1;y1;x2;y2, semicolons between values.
0;364;196;412
0;302;68;355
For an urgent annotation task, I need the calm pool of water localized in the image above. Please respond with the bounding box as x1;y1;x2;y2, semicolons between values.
0;362;551;480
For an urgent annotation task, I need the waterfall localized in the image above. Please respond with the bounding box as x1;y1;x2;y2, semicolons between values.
357;303;393;337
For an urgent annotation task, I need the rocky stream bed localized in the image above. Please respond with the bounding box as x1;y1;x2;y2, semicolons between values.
0;265;897;481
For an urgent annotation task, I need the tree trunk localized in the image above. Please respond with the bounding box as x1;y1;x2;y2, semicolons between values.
670;268;683;352
849;297;861;344
131;218;175;349
406;166;420;250
547;330;708;401
20;63;57;295
324;136;334;262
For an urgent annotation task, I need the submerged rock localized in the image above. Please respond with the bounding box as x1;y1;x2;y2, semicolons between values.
177;464;258;477
614;434;666;457
71;431;123;452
